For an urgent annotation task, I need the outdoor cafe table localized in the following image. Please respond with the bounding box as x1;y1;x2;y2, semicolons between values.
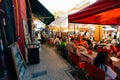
77;50;97;64
97;43;113;49
111;57;120;68
77;48;120;68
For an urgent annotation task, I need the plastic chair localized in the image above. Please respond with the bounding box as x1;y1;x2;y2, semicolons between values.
98;47;111;55
116;46;120;52
110;45;118;55
98;47;103;52
69;52;81;66
79;62;105;80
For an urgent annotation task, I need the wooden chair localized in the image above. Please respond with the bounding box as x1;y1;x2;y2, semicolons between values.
79;62;105;80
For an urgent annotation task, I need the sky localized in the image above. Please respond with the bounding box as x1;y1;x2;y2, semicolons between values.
39;0;97;13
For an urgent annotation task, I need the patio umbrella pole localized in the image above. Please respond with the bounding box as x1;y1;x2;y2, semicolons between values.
74;23;75;37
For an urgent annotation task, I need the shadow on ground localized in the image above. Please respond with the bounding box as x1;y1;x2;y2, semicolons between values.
66;67;89;80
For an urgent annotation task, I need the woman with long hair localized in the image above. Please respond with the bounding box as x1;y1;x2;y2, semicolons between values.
93;51;118;80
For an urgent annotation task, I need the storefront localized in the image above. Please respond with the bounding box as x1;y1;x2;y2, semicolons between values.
0;0;54;80
0;0;26;80
0;0;15;77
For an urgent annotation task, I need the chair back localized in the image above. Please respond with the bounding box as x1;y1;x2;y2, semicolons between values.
98;47;111;55
116;46;120;52
69;53;81;66
110;45;118;55
79;62;105;80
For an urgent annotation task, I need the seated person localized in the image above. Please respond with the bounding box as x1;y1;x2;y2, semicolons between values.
54;36;61;46
66;38;76;54
76;46;88;56
79;38;89;49
93;51;118;80
111;35;117;44
86;39;93;50
73;38;78;45
60;38;66;52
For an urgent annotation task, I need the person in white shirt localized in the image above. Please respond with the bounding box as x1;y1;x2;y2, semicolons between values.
111;35;118;44
37;31;41;41
54;36;61;46
54;36;61;50
93;51;118;80
66;38;76;54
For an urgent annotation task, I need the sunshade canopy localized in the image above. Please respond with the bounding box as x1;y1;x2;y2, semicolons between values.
48;14;68;27
68;0;120;25
29;0;54;25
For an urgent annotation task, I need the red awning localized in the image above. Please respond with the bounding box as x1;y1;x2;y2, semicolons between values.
68;0;120;25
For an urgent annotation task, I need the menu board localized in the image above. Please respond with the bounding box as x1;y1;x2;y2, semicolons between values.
10;42;26;80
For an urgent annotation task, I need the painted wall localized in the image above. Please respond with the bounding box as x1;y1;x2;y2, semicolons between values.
13;0;28;60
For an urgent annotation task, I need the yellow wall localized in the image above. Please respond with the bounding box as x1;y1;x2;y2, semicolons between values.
94;25;104;42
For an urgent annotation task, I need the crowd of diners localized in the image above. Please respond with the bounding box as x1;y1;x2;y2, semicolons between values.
52;34;120;80
36;30;120;80
54;34;92;52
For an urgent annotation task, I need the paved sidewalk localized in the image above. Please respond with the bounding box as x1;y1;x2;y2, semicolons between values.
23;45;74;80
